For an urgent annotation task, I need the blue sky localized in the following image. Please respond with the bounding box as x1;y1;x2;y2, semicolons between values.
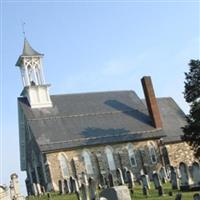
1;0;199;195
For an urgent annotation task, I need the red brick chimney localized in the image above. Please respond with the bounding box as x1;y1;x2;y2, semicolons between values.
141;76;162;129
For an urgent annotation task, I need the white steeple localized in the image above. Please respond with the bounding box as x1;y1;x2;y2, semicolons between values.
16;38;52;108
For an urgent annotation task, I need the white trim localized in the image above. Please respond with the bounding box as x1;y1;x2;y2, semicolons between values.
148;142;157;164
105;146;116;171
82;149;94;175
58;153;70;179
127;143;137;167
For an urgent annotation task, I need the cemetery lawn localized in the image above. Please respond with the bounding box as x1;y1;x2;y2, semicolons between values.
26;183;197;200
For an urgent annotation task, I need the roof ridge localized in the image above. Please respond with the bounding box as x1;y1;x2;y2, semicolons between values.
27;108;148;121
50;90;135;97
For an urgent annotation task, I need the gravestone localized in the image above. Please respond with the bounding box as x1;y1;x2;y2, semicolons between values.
100;185;131;200
69;177;75;193
64;179;70;194
108;173;114;187
159;167;167;183
73;178;81;200
141;174;150;189
193;193;200;200
73;178;80;193
152;172;162;189
41;186;45;195
99;174;106;188
175;193;182;200
82;172;89;186
58;180;64;195
122;167;129;183
88;177;97;200
168;191;173;196
127;170;134;193
104;177;109;188
32;183;38;196
47;193;51;200
179;162;191;191
192;162;200;186
170;166;179;190
142;186;149;197
116;168;125;185
81;183;90;200
157;185;164;196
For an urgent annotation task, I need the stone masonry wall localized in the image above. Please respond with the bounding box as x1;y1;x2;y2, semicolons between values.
165;142;197;167
46;139;162;191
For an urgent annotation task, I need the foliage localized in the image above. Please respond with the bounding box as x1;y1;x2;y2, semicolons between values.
183;59;200;158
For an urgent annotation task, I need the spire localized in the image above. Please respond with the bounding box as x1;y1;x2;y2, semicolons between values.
16;38;43;66
16;38;52;108
22;38;43;57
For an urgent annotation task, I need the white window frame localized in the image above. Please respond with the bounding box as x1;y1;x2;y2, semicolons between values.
58;153;69;178
127;143;137;167
148;143;157;164
105;146;116;171
82;149;94;175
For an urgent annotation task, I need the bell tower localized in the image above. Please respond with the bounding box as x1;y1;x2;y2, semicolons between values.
16;38;52;108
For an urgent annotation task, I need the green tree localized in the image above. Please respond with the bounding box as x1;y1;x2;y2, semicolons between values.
183;59;200;158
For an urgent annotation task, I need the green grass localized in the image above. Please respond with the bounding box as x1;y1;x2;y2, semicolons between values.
131;182;197;200
26;182;197;200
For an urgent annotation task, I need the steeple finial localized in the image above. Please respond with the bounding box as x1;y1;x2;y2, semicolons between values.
21;22;26;39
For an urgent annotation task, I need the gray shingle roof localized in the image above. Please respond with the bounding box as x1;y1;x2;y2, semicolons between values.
18;90;165;152
157;97;187;143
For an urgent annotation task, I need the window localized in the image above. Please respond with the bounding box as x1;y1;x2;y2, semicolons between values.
58;153;69;178
127;143;137;167
82;150;94;175
148;143;157;164
105;146;116;171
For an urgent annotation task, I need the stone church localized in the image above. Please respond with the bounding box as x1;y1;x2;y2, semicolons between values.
16;39;196;195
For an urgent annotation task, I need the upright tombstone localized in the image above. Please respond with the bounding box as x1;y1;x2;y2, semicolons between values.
157;185;164;196
58;180;64;195
108;173;114;187
179;162;192;191
82;172;89;186
88;177;97;200
126;170;134;193
10;173;25;200
159;167;168;183
122;167;129;183
81;183;90;200
69;177;75;193
74;178;81;200
152;172;162;189
191;162;200;186
142;186;149;197
99;174;106;188
140;174;150;190
100;185;131;200
170;166;179;190
64;179;71;194
10;173;21;198
175;193;183;200
32;183;38;196
193;193;200;200
116;168;125;185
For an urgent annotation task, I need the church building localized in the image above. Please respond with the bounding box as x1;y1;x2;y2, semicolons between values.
16;39;196;195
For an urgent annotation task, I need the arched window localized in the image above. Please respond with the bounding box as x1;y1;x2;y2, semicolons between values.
148;142;157;164
58;153;69;178
82;150;94;175
127;143;137;167
105;146;116;171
